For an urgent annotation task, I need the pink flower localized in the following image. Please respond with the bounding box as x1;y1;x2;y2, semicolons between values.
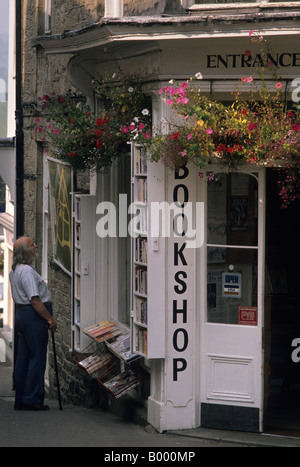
167;99;173;106
292;124;299;131
187;134;192;140
206;128;213;134
198;172;204;178
181;97;189;104
121;126;128;133
159;88;163;94
144;132;151;139
35;117;40;123
241;77;247;83
249;30;253;37
181;150;186;157
54;128;60;134
247;76;253;83
275;82;282;89
138;123;145;130
129;124;135;131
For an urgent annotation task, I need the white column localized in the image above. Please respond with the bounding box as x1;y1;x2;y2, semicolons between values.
105;0;123;17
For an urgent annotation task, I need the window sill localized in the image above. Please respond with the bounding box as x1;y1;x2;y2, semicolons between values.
188;2;300;13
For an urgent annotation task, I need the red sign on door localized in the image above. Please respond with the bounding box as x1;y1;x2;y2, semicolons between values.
238;306;258;326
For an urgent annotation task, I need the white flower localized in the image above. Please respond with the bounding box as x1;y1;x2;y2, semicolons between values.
169;79;174;84
128;87;134;93
142;109;149;115
112;73;117;79
195;72;203;80
160;117;167;123
133;117;139;122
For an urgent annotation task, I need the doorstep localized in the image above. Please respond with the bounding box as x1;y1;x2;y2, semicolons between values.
167;427;300;447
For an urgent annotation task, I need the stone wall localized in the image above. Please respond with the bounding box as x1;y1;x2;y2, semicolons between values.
22;0;100;407
21;0;185;408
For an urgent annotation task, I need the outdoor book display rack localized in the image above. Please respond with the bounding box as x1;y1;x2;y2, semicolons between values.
97;360;140;399
73;341;113;377
73;321;140;398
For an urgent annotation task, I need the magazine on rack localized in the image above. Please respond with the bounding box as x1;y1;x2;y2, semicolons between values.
78;353;112;375
102;369;140;397
106;335;138;362
83;320;122;343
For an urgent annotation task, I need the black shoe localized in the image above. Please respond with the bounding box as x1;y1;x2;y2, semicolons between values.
14;403;24;411
14;403;50;411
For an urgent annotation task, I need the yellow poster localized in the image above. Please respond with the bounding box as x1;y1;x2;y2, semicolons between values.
48;158;72;273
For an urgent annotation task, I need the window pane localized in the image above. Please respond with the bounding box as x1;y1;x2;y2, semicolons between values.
207;173;258;247
0;0;9;137
207;247;258;324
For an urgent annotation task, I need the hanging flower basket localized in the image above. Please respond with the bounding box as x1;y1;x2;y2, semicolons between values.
145;33;300;208
34;34;300;207
35;70;152;173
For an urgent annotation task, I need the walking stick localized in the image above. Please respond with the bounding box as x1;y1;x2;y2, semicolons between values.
51;331;63;411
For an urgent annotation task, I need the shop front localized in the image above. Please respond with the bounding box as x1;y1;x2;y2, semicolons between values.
38;15;300;433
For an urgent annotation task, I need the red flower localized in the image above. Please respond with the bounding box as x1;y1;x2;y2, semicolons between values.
227;147;234;154
94;129;102;137
292;123;299;131
248;123;257;131
244;50;251;57
96;140;103;149
171;132;180;140
217;144;226;152
96;117;108;127
242;109;247;115
68;152;75;158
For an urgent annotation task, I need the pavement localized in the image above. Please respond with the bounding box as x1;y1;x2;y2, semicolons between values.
1;363;300;449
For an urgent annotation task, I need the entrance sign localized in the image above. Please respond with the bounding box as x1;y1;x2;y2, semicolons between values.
222;272;242;298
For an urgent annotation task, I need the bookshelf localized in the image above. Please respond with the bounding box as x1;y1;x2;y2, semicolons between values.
131;145;148;357
72;194;96;350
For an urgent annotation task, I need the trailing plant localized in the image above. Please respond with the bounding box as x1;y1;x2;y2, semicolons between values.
35;70;152;173
34;33;300;207
145;32;300;207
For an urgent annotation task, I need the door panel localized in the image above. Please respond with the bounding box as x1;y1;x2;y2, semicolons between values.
200;169;265;432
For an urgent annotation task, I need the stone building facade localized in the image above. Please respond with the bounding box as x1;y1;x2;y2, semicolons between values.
21;0;187;411
20;0;300;432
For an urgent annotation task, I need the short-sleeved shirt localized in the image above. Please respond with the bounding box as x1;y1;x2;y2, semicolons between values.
9;264;52;305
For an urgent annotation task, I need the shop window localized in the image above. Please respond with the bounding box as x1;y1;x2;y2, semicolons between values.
206;172;259;325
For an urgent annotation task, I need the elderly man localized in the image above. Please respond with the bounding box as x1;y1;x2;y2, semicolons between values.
9;236;57;411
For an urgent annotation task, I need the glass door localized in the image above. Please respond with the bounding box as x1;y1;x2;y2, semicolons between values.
200;168;265;432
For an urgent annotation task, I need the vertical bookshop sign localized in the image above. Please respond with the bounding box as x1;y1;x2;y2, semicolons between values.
167;165;195;407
